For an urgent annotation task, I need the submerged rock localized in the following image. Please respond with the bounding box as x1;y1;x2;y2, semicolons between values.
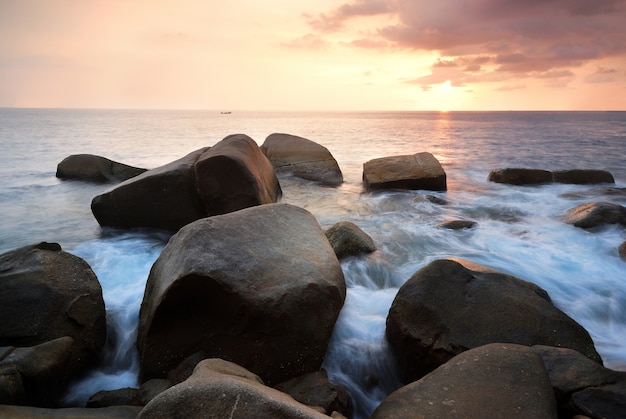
386;259;601;383
363;152;446;192
563;202;626;229
137;204;345;385
56;154;147;183
436;219;478;230
261;133;343;186
325;221;376;259
552;169;615;184
620;241;626;260
488;168;553;185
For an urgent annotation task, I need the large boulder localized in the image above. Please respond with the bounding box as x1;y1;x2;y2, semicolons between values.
274;369;350;416
56;154;147;183
488;168;553;185
261;133;343;186
386;259;601;383
563;201;626;229
552;169;615;184
137;359;328;419
0;243;106;394
137;203;346;385
372;343;558;418
324;221;376;259
363;152;446;192
91;134;282;231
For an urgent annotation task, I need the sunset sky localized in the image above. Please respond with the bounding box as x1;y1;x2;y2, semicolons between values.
1;0;626;111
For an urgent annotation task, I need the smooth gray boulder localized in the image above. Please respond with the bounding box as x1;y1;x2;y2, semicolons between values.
261;133;343;186
325;221;376;259
137;204;346;385
386;259;601;383
363;152;446;191
56;154;147;183
563;201;626;229
372;343;558;419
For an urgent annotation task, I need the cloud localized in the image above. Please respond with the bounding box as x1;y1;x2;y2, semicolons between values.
305;0;392;31
585;67;621;83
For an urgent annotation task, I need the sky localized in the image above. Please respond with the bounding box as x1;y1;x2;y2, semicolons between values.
1;0;626;111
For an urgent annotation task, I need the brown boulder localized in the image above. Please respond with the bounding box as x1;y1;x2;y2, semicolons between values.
275;369;350;416
386;259;601;383
325;221;376;259
363;152;446;192
137;359;328;419
261;133;343;186
0;243;106;392
137;203;346;385
619;241;626;260
570;380;626;419
372;343;558;419
436;219;478;230
56;154;146;183
488;168;553;185
563;202;626;229
553;169;614;184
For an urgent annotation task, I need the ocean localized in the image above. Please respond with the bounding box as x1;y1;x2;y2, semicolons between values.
1;109;625;417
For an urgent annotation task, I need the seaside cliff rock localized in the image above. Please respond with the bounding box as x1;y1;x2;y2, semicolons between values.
324;221;376;259
488;168;615;185
372;343;558;418
137;203;346;385
0;242;106;406
137;359;329;419
362;152;446;192
91;134;282;231
563;201;626;229
56;154;147;183
261;133;343;186
386;259;601;383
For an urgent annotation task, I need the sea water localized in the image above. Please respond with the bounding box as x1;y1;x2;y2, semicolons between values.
1;109;625;416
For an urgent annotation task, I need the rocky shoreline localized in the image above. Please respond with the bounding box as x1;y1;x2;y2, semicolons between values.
2;133;626;418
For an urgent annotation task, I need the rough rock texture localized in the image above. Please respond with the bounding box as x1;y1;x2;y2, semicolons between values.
92;134;282;231
363;152;446;192
386;259;601;383
261;133;343;186
325;221;376;259
436;219;478;230
275;370;350;416
488;168;553;185
371;343;558;419
0;243;106;397
56;154;147;183
552;169;615;184
137;359;328;419
0;405;142;418
137;204;346;385
563;202;626;229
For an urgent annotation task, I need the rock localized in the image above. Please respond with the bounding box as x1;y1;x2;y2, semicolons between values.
436;219;477;230
0;243;106;395
561;187;626;200
552;169;614;184
56;154;147;183
139;379;171;405
92;134;282;231
569;380;626;419
0;405;143;418
386;259;602;383
325;221;376;259
371;343;558;419
0;337;74;406
274;369;350;416
137;203;346;385
620;241;626;260
261;133;343;186
563;202;626;229
137;359;328;419
86;387;143;408
488;168;553;185
363;152;446;192
413;194;448;205
194;134;282;216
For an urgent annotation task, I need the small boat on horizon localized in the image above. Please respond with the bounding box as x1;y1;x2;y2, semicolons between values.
220;111;232;114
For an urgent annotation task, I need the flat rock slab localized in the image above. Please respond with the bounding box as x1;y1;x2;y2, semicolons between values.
363;152;446;191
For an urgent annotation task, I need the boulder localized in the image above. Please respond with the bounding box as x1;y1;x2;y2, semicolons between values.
561;187;626;200
488;168;553;185
552;169;614;184
363;152;446;192
325;221;376;259
620;241;626;260
386;259;601;383
86;388;143;408
261;133;343;186
563;202;626;229
92;134;282;231
274;369;350;416
137;203;346;385
570;380;626;419
137;359;328;419
371;343;558;418
0;405;142;418
436;219;478;230
0;243;106;394
56;154;147;183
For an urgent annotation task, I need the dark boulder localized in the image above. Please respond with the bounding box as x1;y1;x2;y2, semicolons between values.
0;243;106;395
86;387;143;408
488;168;553;185
563;202;626;229
56;154;147;183
0;405;142;418
620;241;626;260
570;380;626;419
137;359;328;419
436;219;478;230
372;343;558;419
275;369;350;416
552;169;615;184
261;133;343;186
386;259;601;383
325;221;376;259
363;152;446;192
137;204;346;385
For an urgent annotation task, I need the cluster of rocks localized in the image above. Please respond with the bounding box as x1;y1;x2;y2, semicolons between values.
2;133;623;417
